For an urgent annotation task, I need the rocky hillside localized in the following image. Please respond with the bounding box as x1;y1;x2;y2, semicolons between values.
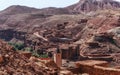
0;5;39;15
0;40;59;75
0;0;120;65
67;0;120;12
1;0;120;74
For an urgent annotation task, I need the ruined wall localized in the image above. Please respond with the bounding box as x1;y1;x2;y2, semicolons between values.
94;66;120;75
76;60;120;75
60;44;80;59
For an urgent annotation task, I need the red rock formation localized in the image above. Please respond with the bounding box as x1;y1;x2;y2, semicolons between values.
67;0;120;12
0;40;59;74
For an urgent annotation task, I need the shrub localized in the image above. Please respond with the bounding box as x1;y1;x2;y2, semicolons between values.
24;47;33;52
8;42;24;50
32;51;48;58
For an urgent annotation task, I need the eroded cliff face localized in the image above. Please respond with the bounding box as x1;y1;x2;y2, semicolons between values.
0;29;26;42
77;11;120;66
67;0;120;12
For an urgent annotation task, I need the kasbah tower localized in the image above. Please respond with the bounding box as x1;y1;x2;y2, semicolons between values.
54;47;62;68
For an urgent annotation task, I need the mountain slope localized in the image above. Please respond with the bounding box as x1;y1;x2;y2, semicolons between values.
67;0;120;12
0;0;120;66
0;5;39;15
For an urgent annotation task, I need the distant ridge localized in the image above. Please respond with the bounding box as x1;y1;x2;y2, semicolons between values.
0;5;39;15
67;0;120;12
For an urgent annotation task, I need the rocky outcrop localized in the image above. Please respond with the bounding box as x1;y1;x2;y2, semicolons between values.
0;29;26;41
67;0;120;13
74;14;120;65
0;40;60;74
76;60;120;75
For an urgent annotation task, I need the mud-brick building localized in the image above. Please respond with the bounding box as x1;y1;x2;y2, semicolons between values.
59;44;80;60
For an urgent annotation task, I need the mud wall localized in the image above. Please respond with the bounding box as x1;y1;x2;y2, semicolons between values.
76;61;120;75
